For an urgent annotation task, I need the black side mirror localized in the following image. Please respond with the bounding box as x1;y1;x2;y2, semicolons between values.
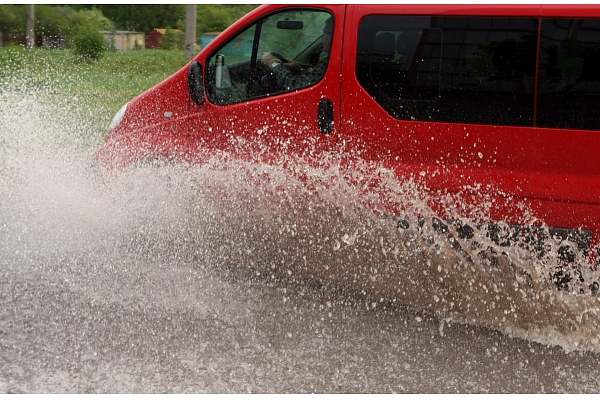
188;61;204;105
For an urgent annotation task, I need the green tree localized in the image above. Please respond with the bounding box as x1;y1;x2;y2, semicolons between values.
35;5;72;37
196;5;259;34
196;5;231;33
1;5;114;38
0;4;260;44
161;28;184;50
71;26;107;61
95;5;185;32
65;7;114;36
65;8;110;61
223;4;259;23
0;4;26;33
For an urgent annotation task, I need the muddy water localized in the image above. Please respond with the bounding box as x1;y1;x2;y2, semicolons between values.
2;82;600;393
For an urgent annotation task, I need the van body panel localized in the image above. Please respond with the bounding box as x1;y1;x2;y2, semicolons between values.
352;4;544;17
352;4;600;17
95;65;194;169
95;4;600;264
539;5;600;17
340;4;600;235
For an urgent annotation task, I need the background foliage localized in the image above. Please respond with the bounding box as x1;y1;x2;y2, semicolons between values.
0;4;260;138
0;46;190;144
160;28;185;51
0;4;259;37
71;27;108;61
1;5;115;38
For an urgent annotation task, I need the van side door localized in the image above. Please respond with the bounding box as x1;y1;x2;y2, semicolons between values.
189;5;345;164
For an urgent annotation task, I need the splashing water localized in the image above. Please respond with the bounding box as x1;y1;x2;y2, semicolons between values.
154;156;600;352
2;73;600;357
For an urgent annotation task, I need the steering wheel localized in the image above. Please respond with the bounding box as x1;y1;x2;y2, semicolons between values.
248;52;295;97
248;54;284;97
270;51;287;63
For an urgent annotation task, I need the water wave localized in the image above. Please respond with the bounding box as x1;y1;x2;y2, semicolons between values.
2;80;600;354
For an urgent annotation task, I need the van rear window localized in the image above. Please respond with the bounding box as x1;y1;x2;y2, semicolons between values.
356;15;538;127
357;15;600;131
538;19;600;131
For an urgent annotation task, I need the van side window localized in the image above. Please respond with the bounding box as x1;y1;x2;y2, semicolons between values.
538;19;600;131
206;9;333;106
356;16;538;126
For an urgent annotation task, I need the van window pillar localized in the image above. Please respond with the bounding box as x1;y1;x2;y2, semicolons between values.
248;19;265;85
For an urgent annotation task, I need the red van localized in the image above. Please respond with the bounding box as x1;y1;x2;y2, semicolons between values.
96;4;600;293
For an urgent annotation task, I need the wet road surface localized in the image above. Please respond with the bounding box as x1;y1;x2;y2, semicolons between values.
2;247;600;393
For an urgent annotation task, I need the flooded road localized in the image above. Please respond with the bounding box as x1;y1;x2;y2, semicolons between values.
2;247;600;393
2;78;600;393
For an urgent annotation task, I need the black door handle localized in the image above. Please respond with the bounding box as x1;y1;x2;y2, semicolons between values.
318;99;334;134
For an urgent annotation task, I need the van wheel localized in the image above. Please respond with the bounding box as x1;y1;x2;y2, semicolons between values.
136;157;174;169
550;267;599;296
130;157;178;186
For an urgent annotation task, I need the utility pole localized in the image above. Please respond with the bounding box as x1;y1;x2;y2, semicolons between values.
26;4;35;50
185;4;197;59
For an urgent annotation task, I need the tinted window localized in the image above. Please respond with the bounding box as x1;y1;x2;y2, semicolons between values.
356;16;538;126
206;9;333;105
538;19;600;130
